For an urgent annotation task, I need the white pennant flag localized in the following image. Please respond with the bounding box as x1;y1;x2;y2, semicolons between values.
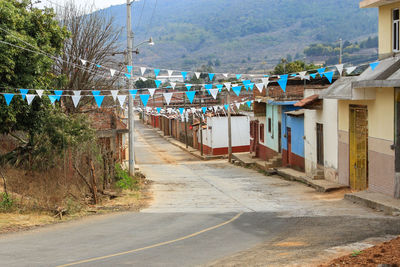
298;71;307;80
73;91;81;96
140;77;148;81
346;66;356;75
26;94;35;105
235;103;241;109
168;70;174;77
36;90;44;98
163;92;173;105
117;95;127;109
110;69;116;77
195;72;201;79
255;83;264;93
223;82;231;91
213;106;219;112
140;67;146;76
148;88;156;97
209;89;219;100
111;90;118;101
170;82;176;90
335;64;344;76
223;73;228;78
305;75;311;81
72;95;81;108
257;99;262;103
80;59;87;65
261;77;269;87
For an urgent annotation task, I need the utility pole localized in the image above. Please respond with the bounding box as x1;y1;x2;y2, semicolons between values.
200;96;204;156
339;38;343;64
127;0;135;176
184;93;188;148
227;91;232;162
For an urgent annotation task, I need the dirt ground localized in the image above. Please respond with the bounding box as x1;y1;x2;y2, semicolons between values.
320;236;400;267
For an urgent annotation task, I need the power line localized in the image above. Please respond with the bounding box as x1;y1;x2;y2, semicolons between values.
144;0;157;40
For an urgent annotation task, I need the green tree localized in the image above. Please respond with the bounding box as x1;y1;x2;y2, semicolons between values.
273;60;317;75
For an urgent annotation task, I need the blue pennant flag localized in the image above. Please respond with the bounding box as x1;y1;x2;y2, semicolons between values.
317;68;326;77
185;84;192;91
280;74;289;80
290;74;297;77
20;89;29;100
323;71;334;83
4;93;14;106
179;108;185;114
48;95;57;104
242;80;251;85
216;84;223;93
127;65;133;73
236;74;242;80
91;90;101;96
244;84;250;91
181;71;187;80
224;104;229;110
206;89;211;95
232;86;242;96
310;73;317;79
208;73;215;81
278;78;288;92
204;84;213;90
54;90;63;101
96;64;102;68
140;94;150;107
124;73;131;79
246;101;252;108
154;80;162;88
248;83;254;90
94;95;105;108
370;61;380;70
202;107;207;114
156;107;161;113
186;91;196;104
264;75;269;77
129;89;138;99
154;69;160;77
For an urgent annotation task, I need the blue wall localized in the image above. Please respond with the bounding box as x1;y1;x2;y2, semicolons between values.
281;106;304;158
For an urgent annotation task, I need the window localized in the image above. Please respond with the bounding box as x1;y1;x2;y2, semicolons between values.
268;118;272;133
260;124;265;143
393;9;400;52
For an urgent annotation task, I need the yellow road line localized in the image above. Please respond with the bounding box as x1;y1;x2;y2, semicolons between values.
57;212;243;267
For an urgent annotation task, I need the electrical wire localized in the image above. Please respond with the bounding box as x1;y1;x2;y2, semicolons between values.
144;0;157;40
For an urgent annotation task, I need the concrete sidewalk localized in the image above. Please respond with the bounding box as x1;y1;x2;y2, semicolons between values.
345;191;400;216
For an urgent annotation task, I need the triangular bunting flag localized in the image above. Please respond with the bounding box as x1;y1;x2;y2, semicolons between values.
346;66;357;75
179;108;185;114
140;94;150;107
232;86;241;96
185;91;196;104
317;68;326;76
54;90;63;101
261;78;269;86
72;95;81;108
96;64;102;68
204;84;212;90
370;61;379;70
170;82;176;90
117;95;127;108
216;84;223;92
255;83;264;93
110;69;116;77
111;90;118;101
48;95;57;104
223;73;228;78
224;82;231;91
201;107;207;114
20;89;29;100
154;80;162;88
246;101;252;108
154;69;160;77
4;93;14;106
26;94;35;105
163;92;173;105
80;59;87;65
125;73;131;79
185;84;192;91
208;73;215;81
195;72;201;79
224;104;229;110
92;90;101;96
248;83;254;90
242;80;251;85
36;90;44;98
140;67;146;75
209;89;219;100
73;91;81;96
167;70;173;77
298;71;307;80
148;89;156;97
335;64;344;76
324;71;334;83
181;71;187;80
129;89;138;99
278;78;288;92
94;95;104;108
236;74;242;80
156;107;161;114
310;73;317;79
140;77;147;81
280;74;288;80
235;102;240;109
127;66;133;73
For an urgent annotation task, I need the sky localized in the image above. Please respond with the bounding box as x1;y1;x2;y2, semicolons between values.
35;0;128;10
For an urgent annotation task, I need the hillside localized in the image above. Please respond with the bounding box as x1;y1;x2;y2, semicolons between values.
99;0;378;72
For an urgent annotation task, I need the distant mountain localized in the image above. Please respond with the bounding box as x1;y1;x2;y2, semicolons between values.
99;0;378;72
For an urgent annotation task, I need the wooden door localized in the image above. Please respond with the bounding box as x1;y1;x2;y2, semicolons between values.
278;122;282;153
287;127;292;166
316;123;324;166
254;120;260;156
349;105;368;191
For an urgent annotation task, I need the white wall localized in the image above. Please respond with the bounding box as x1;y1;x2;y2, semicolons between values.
304;90;338;181
201;116;250;148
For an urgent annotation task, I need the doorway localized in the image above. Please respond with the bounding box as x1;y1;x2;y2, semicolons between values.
278;122;282;153
349;105;368;191
316;123;324;166
287;127;292;166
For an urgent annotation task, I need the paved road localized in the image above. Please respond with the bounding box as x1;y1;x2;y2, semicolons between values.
0;121;400;267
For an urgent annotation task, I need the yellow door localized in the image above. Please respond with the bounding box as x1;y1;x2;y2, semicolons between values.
349;105;368;191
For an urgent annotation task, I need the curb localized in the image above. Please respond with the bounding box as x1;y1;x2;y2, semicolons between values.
345;193;400;216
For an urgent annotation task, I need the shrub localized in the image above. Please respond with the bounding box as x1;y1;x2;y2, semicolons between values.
114;164;139;191
0;193;14;212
